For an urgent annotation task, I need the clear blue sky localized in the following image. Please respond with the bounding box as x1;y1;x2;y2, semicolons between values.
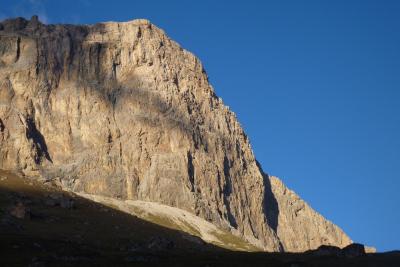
2;0;399;252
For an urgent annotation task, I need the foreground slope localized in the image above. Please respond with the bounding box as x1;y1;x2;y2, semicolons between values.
0;169;243;265
1;170;397;266
0;16;350;251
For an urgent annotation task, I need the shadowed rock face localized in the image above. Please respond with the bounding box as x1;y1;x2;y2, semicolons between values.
0;16;351;251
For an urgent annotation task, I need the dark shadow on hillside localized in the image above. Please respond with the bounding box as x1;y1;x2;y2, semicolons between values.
0;170;226;266
1;171;399;266
25;117;53;164
256;161;283;251
256;161;282;249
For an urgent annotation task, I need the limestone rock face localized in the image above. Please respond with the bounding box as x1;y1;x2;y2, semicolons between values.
0;17;351;251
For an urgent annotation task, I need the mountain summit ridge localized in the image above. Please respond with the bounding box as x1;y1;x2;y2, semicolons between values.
0;16;351;251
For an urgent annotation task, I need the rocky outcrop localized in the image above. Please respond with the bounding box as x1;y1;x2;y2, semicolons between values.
0;16;352;251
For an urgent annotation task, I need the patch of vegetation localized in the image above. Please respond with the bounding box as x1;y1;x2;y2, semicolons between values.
211;230;261;252
179;219;202;238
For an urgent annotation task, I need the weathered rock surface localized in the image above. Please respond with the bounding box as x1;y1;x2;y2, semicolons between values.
0;16;352;251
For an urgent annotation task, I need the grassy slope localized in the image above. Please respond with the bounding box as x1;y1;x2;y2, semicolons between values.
0;170;399;267
77;193;260;252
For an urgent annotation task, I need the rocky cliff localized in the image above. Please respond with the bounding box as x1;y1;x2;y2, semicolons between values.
0;16;351;251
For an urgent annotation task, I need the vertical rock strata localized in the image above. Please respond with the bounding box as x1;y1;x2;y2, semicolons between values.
0;17;351;251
